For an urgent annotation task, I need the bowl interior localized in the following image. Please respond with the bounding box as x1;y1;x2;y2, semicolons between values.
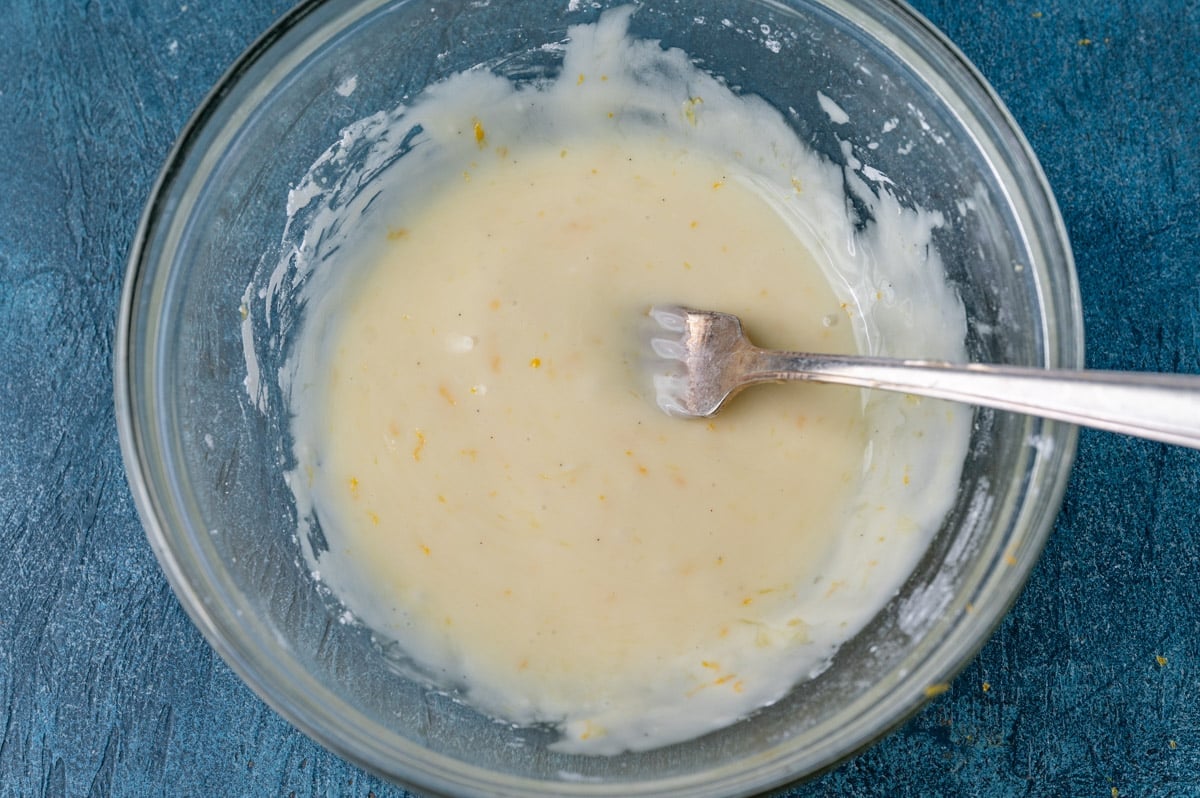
118;0;1080;794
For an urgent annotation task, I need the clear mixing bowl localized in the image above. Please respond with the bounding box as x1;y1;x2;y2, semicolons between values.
115;0;1081;795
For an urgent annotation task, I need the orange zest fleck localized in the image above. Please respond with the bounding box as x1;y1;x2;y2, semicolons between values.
412;430;426;461
472;118;486;147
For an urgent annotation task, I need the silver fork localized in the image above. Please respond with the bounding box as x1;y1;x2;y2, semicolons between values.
647;305;1200;450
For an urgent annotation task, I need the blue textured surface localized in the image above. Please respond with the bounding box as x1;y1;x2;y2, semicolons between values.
1;1;1198;796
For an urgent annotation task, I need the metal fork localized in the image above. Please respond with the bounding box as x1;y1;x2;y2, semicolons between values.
647;305;1200;450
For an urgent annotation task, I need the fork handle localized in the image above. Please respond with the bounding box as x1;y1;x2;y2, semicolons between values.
748;351;1200;450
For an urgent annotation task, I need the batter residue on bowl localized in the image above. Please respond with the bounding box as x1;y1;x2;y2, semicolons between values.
256;8;971;754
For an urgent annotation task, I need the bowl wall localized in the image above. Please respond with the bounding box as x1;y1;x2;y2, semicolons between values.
117;0;1081;795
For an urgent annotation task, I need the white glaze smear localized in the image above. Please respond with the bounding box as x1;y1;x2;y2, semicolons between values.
270;8;971;755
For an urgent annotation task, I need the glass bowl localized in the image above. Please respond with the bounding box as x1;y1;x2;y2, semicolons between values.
115;0;1081;795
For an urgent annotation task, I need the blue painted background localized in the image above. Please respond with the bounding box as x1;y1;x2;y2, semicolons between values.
1;1;1198;796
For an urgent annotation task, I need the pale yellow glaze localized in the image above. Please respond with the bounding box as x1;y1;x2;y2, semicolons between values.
276;8;972;755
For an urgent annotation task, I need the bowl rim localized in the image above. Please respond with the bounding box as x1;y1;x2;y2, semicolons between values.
114;0;1082;795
